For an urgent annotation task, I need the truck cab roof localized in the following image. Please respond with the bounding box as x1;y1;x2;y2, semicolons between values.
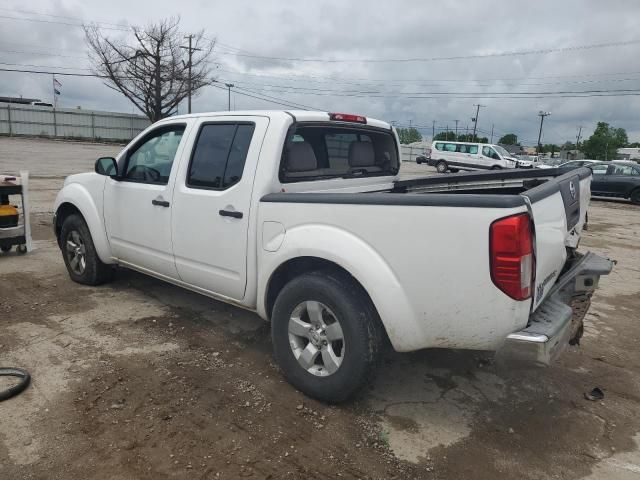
163;110;392;130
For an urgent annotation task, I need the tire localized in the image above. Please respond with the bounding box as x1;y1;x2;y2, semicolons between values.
271;271;383;403
490;165;502;170
17;244;27;254
436;161;448;173
450;168;460;173
60;214;113;285
416;159;422;164
1;245;11;253
631;188;640;205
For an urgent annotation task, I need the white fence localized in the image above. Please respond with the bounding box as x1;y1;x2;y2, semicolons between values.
0;103;150;142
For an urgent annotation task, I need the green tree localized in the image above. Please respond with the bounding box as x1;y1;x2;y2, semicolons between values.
397;127;422;144
456;133;488;143
627;141;640;148
582;122;628;160
498;133;519;145
540;144;559;155
433;131;456;141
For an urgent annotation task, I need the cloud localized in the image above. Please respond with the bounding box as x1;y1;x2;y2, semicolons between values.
1;0;639;143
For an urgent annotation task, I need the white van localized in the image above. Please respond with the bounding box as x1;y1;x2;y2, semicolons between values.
427;141;518;173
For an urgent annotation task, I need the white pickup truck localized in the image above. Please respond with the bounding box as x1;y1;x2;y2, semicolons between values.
54;111;612;402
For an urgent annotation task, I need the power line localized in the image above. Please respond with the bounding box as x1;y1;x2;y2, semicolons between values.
0;7;129;29
0;14;129;31
213;39;640;63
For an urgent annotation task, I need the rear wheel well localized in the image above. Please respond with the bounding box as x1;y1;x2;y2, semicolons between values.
54;203;82;246
266;257;380;323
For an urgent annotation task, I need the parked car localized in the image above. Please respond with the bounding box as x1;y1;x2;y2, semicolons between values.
415;148;431;164
515;155;543;168
590;161;640;204
428;141;518;172
538;159;599;169
53;110;612;402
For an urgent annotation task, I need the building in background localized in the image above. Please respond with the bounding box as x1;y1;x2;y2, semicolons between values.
617;148;640;161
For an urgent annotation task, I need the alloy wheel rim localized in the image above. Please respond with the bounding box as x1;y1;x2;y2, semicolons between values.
66;230;87;275
288;300;345;377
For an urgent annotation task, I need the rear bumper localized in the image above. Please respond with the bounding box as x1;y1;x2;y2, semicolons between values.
497;251;613;366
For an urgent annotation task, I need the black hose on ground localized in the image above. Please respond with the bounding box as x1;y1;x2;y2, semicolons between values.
0;367;31;401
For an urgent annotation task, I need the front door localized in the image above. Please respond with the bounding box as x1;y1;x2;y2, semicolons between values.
104;123;188;279
172;116;269;300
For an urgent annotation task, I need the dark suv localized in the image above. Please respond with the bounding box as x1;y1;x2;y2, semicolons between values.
590;161;640;204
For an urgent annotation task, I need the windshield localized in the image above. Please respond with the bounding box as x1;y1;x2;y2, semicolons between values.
280;124;399;182
493;145;512;158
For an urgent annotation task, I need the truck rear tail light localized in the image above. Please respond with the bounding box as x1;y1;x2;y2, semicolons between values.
329;113;367;124
490;213;534;301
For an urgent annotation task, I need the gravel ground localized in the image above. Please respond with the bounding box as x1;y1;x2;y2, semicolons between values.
1;136;640;479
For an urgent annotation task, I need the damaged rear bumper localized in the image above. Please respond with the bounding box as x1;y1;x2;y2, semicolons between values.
497;251;613;366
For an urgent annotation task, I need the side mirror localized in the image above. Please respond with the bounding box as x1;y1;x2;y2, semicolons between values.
95;157;118;177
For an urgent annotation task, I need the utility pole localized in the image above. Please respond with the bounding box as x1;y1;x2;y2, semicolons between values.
471;104;485;141
432;120;436;140
490;124;494;143
576;125;583;150
445;124;449;141
454;119;459;139
180;35;202;114
537;111;551;154
225;83;234;110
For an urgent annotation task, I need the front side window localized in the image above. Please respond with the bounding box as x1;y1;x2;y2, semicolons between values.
482;146;499;160
187;123;255;189
125;126;186;184
611;165;639;176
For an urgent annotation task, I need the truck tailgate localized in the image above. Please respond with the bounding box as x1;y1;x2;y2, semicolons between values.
522;167;592;310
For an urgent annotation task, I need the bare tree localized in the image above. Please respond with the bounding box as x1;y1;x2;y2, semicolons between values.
85;17;215;121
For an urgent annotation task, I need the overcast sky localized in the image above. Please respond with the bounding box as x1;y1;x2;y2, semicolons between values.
1;0;640;145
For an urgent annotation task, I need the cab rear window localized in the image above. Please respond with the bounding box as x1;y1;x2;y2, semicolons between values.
280;124;399;182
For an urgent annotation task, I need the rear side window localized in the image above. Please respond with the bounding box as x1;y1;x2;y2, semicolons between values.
280;124;398;182
435;143;444;151
468;145;478;154
187;123;255;189
444;143;457;152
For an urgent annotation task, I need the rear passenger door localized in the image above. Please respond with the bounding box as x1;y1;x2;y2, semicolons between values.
606;164;640;196
171;116;269;300
589;163;610;194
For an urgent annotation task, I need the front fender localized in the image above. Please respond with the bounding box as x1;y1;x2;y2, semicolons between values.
258;224;418;352
54;175;113;264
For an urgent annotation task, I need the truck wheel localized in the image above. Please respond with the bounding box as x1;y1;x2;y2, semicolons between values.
60;214;113;285
631;188;640;205
271;271;382;403
436;161;448;173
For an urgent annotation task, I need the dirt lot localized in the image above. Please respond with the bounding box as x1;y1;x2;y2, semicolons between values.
1;136;640;479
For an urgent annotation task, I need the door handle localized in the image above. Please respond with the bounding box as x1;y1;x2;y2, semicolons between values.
219;209;243;219
152;199;170;207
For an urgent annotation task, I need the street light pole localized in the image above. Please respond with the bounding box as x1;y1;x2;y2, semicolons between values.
537;111;551;154
225;83;234;110
472;104;485;141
